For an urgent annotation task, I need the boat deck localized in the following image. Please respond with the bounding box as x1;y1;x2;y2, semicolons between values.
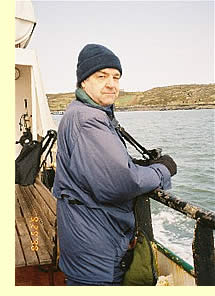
15;178;65;285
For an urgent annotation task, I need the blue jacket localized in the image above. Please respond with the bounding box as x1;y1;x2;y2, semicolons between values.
53;90;171;283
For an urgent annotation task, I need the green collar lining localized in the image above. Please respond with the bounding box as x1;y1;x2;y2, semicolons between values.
75;88;100;108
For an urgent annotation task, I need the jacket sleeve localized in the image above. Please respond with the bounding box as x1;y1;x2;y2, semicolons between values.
69;114;171;204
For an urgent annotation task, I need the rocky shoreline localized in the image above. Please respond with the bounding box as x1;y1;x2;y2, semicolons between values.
115;104;215;112
51;104;215;115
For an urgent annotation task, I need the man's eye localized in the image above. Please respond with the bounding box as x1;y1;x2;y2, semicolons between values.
98;75;105;78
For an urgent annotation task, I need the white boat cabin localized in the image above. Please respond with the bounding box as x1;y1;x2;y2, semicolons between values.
15;0;56;158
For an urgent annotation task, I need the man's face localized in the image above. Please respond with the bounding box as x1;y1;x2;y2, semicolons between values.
81;68;121;106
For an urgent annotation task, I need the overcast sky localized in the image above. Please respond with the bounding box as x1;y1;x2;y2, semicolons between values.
29;0;214;94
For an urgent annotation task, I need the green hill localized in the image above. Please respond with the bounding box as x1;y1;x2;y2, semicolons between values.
47;83;215;112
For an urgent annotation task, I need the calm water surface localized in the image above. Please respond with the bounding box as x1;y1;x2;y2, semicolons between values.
53;109;215;265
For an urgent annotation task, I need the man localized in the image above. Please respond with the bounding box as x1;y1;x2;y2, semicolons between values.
53;44;177;286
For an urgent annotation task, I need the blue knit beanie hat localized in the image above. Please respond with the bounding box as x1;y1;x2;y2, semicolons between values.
77;44;122;84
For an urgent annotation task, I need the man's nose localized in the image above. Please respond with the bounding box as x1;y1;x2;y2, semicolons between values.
105;76;115;87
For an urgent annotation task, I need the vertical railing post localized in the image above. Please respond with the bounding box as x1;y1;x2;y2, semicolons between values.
192;219;215;285
135;195;154;240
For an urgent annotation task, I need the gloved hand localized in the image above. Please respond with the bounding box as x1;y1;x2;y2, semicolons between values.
133;155;177;177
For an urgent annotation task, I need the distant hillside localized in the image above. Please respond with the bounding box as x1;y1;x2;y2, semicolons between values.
47;83;215;112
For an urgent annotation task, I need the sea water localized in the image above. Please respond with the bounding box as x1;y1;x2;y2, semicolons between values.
52;109;215;265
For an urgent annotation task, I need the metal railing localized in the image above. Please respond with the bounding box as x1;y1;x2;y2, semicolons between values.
136;189;215;286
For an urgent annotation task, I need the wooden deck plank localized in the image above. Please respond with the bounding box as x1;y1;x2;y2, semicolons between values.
24;186;56;236
15;228;26;267
15;180;57;268
16;217;39;266
18;186;52;238
16;185;36;218
29;184;56;226
16;211;52;266
21;186;56;256
35;237;52;265
34;178;56;213
20;191;54;258
15;196;23;219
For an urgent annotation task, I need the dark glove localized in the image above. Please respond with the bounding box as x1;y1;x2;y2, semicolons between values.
133;155;177;177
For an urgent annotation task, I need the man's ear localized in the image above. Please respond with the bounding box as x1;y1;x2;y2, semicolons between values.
81;80;86;89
